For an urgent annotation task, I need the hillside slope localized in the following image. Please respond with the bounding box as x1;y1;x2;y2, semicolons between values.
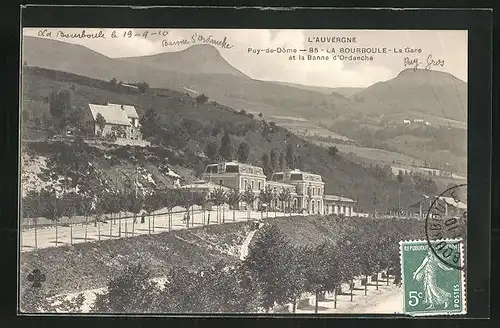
21;67;431;211
20;215;437;297
119;44;249;77
352;68;467;123
23;36;467;124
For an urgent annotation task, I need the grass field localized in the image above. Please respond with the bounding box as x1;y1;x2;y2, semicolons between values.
311;140;422;166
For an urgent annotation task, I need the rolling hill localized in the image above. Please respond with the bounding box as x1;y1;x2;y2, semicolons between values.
351;68;467;123
272;81;363;98
119;44;249;77
22;36;467;123
21;66;431;211
22;35;467;172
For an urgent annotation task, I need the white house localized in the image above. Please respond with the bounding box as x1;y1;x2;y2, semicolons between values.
85;102;142;140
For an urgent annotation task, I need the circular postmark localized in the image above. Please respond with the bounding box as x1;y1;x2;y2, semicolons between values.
424;184;467;270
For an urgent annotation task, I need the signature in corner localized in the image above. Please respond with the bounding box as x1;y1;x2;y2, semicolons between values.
404;54;445;71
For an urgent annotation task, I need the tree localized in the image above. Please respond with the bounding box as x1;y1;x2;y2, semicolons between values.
137;82;149;94
244;224;303;312
258;112;263;119
261;153;271;177
237;142;250;163
140;107;161;139
92;263;160;313
372;191;378;216
241;187;255;220
177;192;195;228
279;152;285;170
328;146;338;156
302;242;336;313
162;188;179;231
38;189;59;222
48;89;71;120
270;149;278;173
277;188;291;213
125;191;145;234
144;191;162;233
79;194;93;241
110;77;117;84
106;190;121;226
95;113;107;137
64;107;86;134
286;144;295;169
206;141;219;162
259;186;274;218
21;190;39;220
219;131;233;161
198;191;210;225
195;93;209;104
225;189;241;222
61;191;80;243
209;188;226;223
397;170;404;184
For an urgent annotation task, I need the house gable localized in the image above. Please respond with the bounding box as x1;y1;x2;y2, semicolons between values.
88;103;131;126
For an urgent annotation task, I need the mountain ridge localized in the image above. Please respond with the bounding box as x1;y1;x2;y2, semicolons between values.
22;35;467;124
118;43;249;78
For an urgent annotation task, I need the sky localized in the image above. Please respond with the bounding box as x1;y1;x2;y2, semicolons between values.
23;28;467;88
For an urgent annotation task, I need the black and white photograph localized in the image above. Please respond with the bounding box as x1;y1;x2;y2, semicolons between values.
19;25;468;315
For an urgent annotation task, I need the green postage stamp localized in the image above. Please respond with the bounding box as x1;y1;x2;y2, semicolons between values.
400;239;466;316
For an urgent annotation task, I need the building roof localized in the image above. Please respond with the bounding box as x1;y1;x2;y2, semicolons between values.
205;161;265;175
179;181;232;192
273;169;323;182
266;181;296;189
107;102;140;119
323;194;356;203
409;194;467;210
88;103;131;126
423;194;467;210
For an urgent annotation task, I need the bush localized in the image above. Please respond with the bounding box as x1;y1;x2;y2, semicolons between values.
195;94;209;104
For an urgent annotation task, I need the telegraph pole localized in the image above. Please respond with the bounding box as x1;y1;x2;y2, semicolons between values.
398;188;401;215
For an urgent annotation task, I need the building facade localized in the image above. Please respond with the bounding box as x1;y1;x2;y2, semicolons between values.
86;102;143;140
323;195;356;216
201;161;266;209
270;169;325;214
196;161;356;216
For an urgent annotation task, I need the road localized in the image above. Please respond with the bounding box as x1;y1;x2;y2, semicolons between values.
283;276;403;314
20;208;302;252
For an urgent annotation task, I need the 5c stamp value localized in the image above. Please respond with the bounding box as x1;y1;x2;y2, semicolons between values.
400;239;466;316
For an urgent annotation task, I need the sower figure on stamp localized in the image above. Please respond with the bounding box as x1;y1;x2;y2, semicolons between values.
412;249;453;309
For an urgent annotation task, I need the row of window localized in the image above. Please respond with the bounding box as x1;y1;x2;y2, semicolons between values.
242;178;263;191
307;186;322;196
325;205;352;215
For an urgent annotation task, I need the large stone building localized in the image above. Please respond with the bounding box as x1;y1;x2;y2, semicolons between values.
270;169;325;214
197;161;356;216
201;161;266;209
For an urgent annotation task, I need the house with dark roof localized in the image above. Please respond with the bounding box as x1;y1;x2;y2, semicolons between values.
85;102;142;140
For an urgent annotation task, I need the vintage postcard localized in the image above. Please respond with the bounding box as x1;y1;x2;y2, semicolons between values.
19;27;468;315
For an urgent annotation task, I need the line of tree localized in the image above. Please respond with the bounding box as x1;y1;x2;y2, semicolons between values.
22;216;432;313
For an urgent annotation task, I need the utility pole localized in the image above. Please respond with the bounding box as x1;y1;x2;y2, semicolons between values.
35;190;39;251
398;188;401;215
135;165;138;199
